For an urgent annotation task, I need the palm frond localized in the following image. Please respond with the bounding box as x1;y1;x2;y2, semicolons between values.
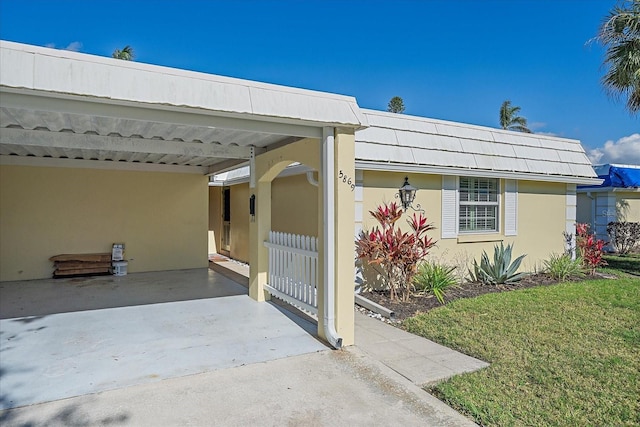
596;0;640;114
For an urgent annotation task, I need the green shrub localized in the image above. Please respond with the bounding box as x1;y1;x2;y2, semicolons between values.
469;242;527;285
607;221;640;254
543;253;585;281
413;261;457;304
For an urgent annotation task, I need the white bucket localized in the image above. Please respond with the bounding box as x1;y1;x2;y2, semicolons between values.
112;260;128;276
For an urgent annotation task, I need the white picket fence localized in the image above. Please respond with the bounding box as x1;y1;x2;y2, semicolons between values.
263;231;318;315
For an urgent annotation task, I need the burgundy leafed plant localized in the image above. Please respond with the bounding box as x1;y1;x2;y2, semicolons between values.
576;223;608;275
355;202;436;302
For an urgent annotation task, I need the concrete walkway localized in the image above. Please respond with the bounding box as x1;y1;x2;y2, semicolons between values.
212;257;488;387
355;313;488;386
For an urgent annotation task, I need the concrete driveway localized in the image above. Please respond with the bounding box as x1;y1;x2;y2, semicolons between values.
0;269;326;411
0;347;476;427
1;267;483;426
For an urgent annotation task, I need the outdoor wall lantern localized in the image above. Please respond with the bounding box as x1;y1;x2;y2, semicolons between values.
249;194;256;221
397;176;423;212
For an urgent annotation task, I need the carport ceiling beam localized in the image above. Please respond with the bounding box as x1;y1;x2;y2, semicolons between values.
2;91;324;139
0;128;263;159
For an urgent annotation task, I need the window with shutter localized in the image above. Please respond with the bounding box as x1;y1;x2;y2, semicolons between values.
458;177;499;233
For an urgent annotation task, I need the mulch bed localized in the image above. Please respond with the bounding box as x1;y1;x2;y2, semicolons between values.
359;273;584;322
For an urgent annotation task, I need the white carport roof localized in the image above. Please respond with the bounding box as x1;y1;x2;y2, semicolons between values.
356;109;599;185
0;41;366;174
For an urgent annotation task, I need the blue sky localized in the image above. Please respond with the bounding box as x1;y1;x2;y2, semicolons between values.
1;0;638;164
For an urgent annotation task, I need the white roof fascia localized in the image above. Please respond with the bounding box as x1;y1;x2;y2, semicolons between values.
1;90;326;140
355;160;603;185
612;187;640;192
576;187;639;193
0;153;208;174
0;40;368;129
210;163;313;186
214;158;604;185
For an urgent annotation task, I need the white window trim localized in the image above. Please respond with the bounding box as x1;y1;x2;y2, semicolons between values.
458;177;501;234
443;176;519;239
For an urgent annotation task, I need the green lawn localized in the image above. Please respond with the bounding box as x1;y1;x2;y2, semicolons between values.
403;273;640;426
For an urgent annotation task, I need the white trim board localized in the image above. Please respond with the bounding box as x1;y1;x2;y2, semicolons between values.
0;154;208;174
355;161;602;185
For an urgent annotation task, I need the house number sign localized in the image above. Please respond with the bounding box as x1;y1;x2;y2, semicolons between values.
339;170;356;191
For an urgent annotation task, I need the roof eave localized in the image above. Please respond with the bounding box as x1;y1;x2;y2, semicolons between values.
355;160;602;185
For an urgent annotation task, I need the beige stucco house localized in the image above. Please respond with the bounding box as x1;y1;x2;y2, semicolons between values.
0;40;362;347
209;109;599;275
0;40;600;348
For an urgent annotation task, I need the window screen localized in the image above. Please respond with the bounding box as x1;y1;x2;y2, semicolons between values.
459;177;498;232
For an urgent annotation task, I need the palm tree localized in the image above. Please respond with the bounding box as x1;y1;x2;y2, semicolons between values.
499;100;532;133
596;0;640;114
112;45;134;61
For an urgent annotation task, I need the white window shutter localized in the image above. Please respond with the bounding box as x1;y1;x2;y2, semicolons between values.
441;176;458;239
504;179;518;236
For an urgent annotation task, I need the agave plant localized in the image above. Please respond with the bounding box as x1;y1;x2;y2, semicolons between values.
470;242;527;285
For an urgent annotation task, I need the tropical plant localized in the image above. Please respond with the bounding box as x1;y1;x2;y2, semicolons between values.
112;45;134;61
387;96;406;114
543;253;585;281
607;221;640;254
594;0;640;114
413;261;457;304
576;223;608;275
499;100;532;133
355;202;436;302
469;242;527;285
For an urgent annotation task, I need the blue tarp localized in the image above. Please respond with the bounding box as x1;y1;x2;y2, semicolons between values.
579;165;640;189
601;166;640;188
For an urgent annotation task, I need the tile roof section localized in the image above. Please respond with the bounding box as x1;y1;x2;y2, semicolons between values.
356;109;597;180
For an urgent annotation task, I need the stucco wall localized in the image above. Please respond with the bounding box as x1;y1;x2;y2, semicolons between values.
360;171;567;273
212;174;319;263
516;181;566;269
0;165;208;281
616;193;640;222
215;169;571;283
577;193;593;225
271;174;318;237
229;183;250;263
208;186;222;255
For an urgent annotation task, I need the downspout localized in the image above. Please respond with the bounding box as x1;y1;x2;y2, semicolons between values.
322;126;343;349
306;171;318;187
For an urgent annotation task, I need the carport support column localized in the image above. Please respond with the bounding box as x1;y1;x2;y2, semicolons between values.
317;127;355;347
249;179;271;302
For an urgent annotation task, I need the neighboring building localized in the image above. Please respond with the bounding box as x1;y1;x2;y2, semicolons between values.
577;164;640;245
